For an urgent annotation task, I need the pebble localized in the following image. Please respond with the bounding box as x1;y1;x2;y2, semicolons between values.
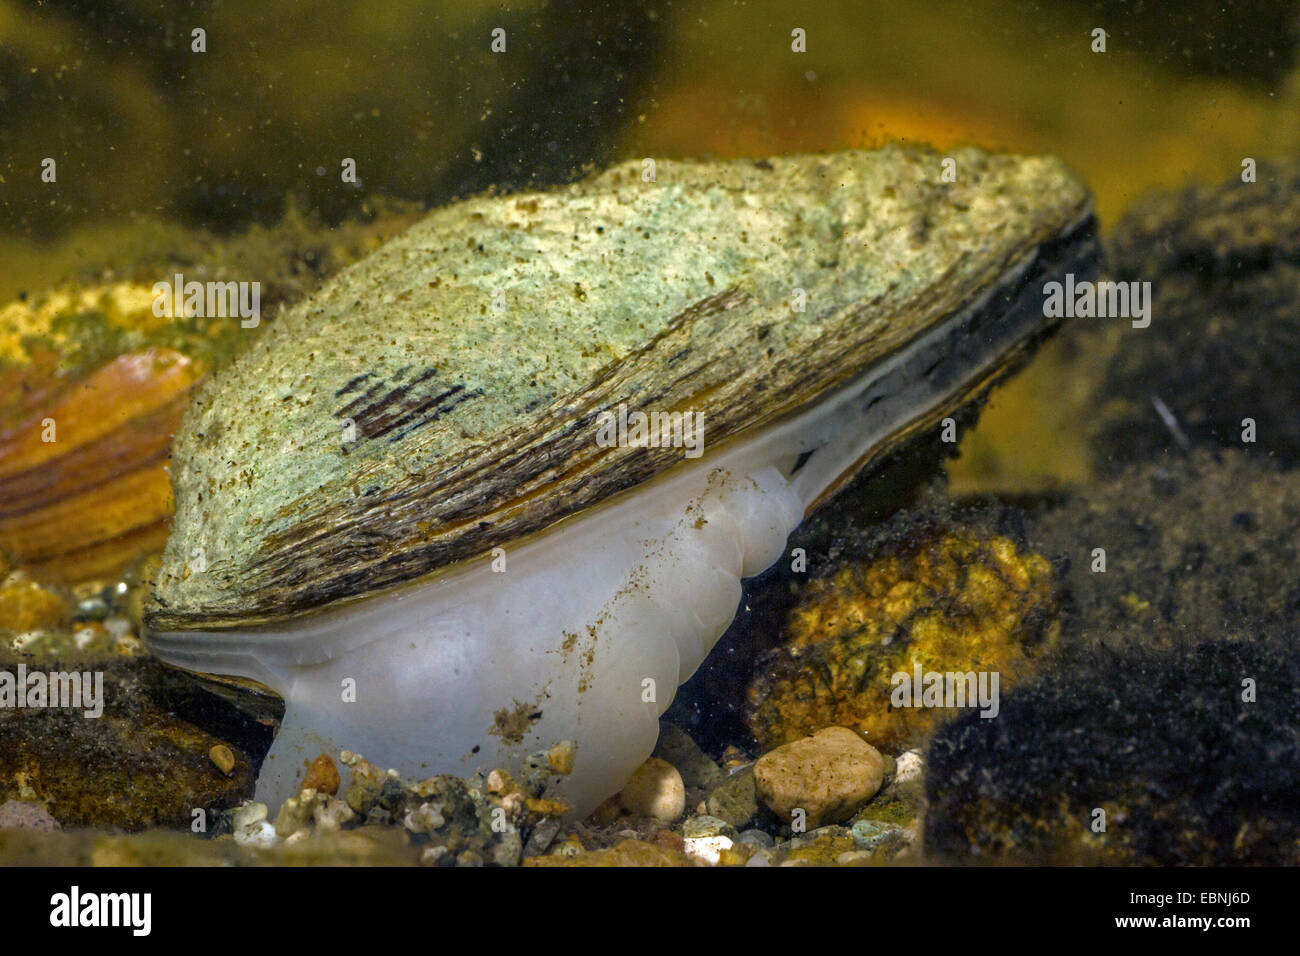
234;820;279;849
208;744;236;775
491;830;523;867
231;801;267;830
300;752;341;795
753;726;885;829
653;722;724;790
735;828;775;849
0;799;60;833
312;794;355;832
546;740;576;776
231;801;280;849
894;749;924;784
684;834;735;865
706;764;757;829
274;793;316;837
524;816;562;855
680;814;737;840
851;819;902;851
403;802;446;834
618;757;686;822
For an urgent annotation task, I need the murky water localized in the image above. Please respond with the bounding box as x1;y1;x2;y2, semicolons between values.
2;0;1299;880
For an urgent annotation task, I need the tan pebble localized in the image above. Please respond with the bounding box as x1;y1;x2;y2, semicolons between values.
525;795;569;817
716;846;751;866
208;744;236;775
618;756;685;823
753;726;884;829
300;752;340;795
486;769;510;794
500;792;526;820
547;740;576;776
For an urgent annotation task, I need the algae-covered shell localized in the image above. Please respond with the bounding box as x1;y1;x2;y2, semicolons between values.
147;146;1092;631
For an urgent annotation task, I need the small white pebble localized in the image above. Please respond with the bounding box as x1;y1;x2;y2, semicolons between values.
234;820;279;849
403;802;445;834
684;834;734;865
314;795;355;832
894;750;924;784
231;800;268;830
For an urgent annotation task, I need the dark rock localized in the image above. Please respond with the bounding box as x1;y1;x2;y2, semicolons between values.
925;633;1300;865
1092;162;1300;469
0;655;257;830
706;765;757;829
1029;450;1300;648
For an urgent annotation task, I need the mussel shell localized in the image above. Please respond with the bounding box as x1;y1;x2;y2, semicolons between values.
0;348;201;582
147;147;1092;630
